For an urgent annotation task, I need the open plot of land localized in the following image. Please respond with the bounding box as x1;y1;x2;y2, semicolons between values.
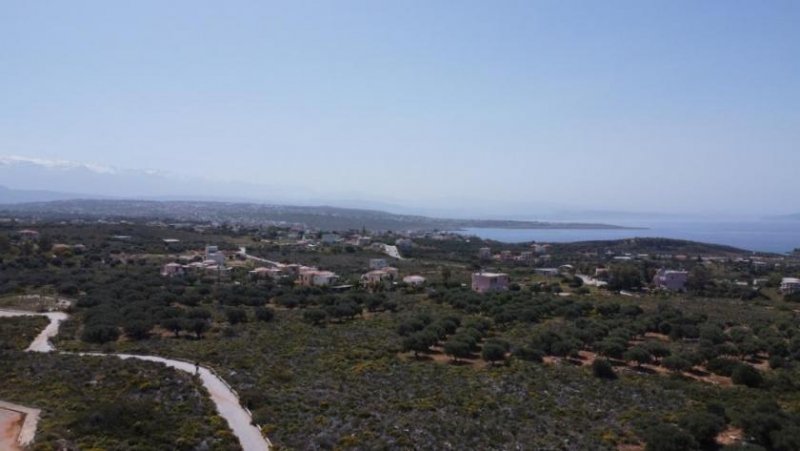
0;407;23;451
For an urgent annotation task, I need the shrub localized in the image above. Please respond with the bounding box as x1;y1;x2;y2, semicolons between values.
592;359;616;380
444;339;472;361
225;307;248;325
678;411;725;447
642;424;697;451
481;343;507;365
731;364;763;388
303;309;327;326
706;357;739;377
662;355;692;373
254;307;275;322
514;347;544;363
82;324;120;344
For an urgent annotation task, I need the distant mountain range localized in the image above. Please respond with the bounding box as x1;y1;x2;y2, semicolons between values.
0;198;638;232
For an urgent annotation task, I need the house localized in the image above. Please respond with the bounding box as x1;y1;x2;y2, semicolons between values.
161;262;185;277
369;258;388;270
298;268;339;287
204;245;227;265
321;233;341;244
780;277;800;295
478;247;492;260
499;250;514;262
653;269;689;291
532;243;550;254
471;272;509;293
534;268;560;277
361;267;399;285
208;252;226;266
402;275;426;286
51;244;72;254
517;251;534;262
249;267;282;280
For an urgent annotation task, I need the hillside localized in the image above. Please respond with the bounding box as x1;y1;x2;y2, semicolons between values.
0;199;632;232
550;237;752;256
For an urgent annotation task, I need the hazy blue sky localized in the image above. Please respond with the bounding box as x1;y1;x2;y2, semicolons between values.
1;1;798;215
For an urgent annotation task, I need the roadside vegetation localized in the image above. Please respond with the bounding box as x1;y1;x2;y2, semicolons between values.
0;351;239;450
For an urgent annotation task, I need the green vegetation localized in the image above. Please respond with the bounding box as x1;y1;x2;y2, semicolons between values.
2;221;800;449
0;316;48;350
0;351;238;450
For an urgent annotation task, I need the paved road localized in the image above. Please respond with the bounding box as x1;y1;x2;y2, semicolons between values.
0;309;271;451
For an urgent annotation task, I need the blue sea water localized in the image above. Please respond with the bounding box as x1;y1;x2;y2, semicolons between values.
456;220;800;254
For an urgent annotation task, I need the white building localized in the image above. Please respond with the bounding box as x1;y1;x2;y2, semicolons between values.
402;275;426;286
780;277;800;295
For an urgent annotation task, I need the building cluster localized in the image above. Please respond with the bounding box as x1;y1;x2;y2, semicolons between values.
478;247;535;263
160;244;232;279
248;262;340;287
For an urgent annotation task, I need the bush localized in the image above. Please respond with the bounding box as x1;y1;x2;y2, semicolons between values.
678;411;725;447
444;339;472;361
731;364;763;388
481;343;507;365
225;307;248;325
254;307;275;322
662;355;692;373
82;324;120;344
707;357;739;377
514;347;543;363
592;359;616;380
303;309;327;326
643;424;698;451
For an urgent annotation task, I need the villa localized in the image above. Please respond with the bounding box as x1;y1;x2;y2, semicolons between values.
471;272;509;293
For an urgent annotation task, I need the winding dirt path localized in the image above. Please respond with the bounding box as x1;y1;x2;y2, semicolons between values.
0;309;271;451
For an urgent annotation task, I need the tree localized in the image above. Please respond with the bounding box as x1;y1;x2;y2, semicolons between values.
123;320;152;340
0;234;9;253
189;319;210;338
662;355;692;373
225;307;248;325
403;331;437;358
444;339;472;362
678;412;725;448
303;309;327;326
643;424;698;451
592;359;617;380
596;339;627;359
441;267;452;286
254;306;275;322
731;364;763;388
644;341;671;363
608;264;644;290
481;343;507;365
81;324;120;344
624;346;652;368
162;318;183;338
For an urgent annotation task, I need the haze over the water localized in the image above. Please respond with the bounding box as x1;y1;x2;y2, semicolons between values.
1;1;798;217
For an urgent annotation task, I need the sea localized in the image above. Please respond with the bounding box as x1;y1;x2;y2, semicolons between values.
455;219;800;254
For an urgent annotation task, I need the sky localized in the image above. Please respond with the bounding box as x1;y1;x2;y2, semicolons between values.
1;1;799;216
